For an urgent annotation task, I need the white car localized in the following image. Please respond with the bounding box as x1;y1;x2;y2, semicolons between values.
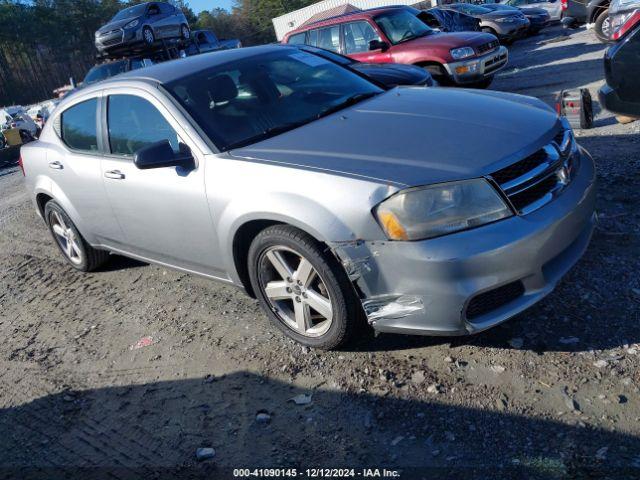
501;0;563;20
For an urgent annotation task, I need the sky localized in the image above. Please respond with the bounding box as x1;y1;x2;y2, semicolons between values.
187;0;235;13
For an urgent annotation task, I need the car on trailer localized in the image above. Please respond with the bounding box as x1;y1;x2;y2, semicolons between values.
95;1;190;54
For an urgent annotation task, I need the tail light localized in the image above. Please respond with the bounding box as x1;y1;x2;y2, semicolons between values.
561;0;568;10
611;9;640;40
18;155;25;176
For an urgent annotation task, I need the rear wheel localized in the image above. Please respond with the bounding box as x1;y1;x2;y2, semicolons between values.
594;9;612;43
248;225;363;350
44;201;109;272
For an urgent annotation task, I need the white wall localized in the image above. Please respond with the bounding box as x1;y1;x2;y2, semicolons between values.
272;0;434;40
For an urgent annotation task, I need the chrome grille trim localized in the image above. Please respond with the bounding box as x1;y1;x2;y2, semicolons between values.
489;130;577;215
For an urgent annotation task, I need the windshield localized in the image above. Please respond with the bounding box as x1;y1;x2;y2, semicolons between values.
456;4;492;14
83;61;128;84
374;10;434;44
111;4;147;22
165;49;382;151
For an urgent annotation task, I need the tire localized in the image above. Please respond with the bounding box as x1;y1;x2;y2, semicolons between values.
180;24;190;40
594;9;612;43
421;63;451;85
248;225;363;350
143;27;155;46
469;76;493;89
44;201;109;272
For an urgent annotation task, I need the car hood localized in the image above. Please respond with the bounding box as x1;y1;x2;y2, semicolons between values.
520;7;549;15
405;31;496;49
230;88;561;187
352;63;430;86
97;18;137;34
479;10;524;19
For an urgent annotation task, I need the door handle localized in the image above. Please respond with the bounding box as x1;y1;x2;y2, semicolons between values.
48;161;63;170
104;170;125;180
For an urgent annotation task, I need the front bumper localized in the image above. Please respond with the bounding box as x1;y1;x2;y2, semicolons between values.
495;21;530;39
599;83;640;117
444;46;508;84
334;148;596;336
95;28;141;52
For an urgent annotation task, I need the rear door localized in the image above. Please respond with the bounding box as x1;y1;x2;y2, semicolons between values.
342;20;392;63
99;89;218;275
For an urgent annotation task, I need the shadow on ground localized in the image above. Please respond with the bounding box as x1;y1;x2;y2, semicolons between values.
0;373;639;480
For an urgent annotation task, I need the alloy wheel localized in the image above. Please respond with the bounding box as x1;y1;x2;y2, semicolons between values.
601;16;611;38
258;246;333;337
50;210;83;265
144;28;154;45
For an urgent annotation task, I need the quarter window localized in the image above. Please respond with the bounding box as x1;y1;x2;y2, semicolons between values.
316;26;341;52
60;99;98;152
287;32;307;44
343;21;381;54
107;95;179;156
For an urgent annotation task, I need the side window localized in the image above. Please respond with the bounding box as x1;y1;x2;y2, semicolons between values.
60;99;98;152
107;95;179;156
159;3;174;14
343;21;381;54
316;25;341;52
287;32;307;45
308;29;318;46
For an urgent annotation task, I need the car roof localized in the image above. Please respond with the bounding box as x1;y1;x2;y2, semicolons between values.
286;5;419;35
99;45;291;86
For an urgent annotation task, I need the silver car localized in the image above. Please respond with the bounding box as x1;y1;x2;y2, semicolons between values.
21;46;596;349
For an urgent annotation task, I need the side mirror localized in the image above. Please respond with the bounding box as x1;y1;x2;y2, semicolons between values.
369;39;390;51
134;140;195;170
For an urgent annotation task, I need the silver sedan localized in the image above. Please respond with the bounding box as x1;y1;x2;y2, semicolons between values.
21;46;596;349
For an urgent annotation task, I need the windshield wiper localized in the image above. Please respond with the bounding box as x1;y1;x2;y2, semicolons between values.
316;92;380;120
224;120;312;151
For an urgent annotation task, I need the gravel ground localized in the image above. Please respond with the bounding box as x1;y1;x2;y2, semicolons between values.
1;25;639;480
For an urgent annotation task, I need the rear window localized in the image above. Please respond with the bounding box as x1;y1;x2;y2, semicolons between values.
60;99;98;152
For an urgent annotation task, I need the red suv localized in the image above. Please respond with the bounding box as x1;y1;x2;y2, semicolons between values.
283;6;508;88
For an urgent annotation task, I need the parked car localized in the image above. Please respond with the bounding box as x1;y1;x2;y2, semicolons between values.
500;0;563;21
441;3;530;43
184;30;242;55
289;44;436;87
283;6;507;87
82;58;154;86
598;0;640;116
95;1;190;54
482;3;551;34
21;45;596;349
0;108;39;138
421;8;482;32
559;0;612;41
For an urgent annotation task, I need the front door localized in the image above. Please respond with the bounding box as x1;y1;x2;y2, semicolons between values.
100;91;219;276
342;21;393;63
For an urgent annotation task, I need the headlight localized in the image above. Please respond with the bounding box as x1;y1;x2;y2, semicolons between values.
450;46;475;60
495;17;513;22
125;19;140;29
374;179;512;241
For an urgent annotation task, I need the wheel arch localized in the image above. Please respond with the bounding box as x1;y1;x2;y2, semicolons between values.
589;0;610;22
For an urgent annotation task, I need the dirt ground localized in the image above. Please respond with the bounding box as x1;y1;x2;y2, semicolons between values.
1;25;639;480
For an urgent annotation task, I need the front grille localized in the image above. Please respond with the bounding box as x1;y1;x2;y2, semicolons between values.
476;40;499;55
484;53;508;74
489;129;576;214
99;29;124;47
466;281;525;320
491;149;548;185
508;174;558;211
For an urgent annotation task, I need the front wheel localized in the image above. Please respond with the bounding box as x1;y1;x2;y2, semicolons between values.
248;225;363;350
44;201;109;272
594;9;612;43
143;27;155;46
180;24;190;40
469;76;493;89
